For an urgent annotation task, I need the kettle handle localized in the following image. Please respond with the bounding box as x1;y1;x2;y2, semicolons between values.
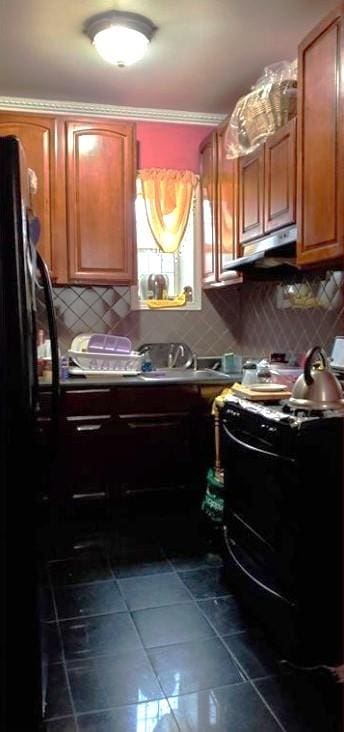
304;346;327;385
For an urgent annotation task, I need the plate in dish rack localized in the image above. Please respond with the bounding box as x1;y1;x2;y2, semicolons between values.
70;334;92;352
250;383;288;392
68;367;140;378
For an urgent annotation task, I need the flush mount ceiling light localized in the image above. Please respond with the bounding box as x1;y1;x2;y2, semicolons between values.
84;10;157;67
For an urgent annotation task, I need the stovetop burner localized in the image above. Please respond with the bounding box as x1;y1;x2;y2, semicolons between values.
281;401;330;418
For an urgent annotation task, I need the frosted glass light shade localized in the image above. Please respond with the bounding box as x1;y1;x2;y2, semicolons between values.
85;11;156;68
93;25;150;67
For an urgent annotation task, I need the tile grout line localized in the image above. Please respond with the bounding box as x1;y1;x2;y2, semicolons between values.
46;563;81;732
165;557;247;678
248;679;288;732
104;553;183;732
165;556;287;731
45;533;285;730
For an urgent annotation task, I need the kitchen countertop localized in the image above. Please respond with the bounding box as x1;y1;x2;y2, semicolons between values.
39;370;240;389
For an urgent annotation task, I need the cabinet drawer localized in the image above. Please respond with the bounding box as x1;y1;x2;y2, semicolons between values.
117;386;200;414
117;412;189;431
61;387;114;417
62;413;114;437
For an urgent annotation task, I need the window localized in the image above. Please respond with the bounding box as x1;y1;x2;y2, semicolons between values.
131;177;201;309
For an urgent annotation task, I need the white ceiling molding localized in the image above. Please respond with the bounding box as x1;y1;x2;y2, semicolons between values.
0;96;225;126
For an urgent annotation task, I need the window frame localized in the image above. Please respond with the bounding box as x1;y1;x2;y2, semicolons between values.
131;179;202;311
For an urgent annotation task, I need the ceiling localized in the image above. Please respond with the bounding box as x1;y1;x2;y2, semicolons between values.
0;0;336;117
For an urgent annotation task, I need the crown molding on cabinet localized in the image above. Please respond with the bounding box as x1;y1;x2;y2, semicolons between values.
0;95;225;126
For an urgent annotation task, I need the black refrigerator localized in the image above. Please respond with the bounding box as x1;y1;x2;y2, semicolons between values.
0;136;60;729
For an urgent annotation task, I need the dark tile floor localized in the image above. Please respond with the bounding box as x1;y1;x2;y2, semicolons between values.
38;497;343;731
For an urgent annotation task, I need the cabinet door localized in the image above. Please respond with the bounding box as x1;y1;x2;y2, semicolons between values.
0;113;61;276
58;416;115;502
66;119;136;284
51;388;119;504
117;412;193;495
297;6;344;266
217;121;238;278
264;118;296;234
238;146;264;247
200;132;217;284
116;385;202;495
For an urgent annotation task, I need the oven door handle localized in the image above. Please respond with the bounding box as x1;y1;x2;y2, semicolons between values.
222;423;293;462
223;526;295;606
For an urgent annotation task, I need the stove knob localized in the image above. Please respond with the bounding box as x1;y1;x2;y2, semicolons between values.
261;423;277;433
226;409;240;418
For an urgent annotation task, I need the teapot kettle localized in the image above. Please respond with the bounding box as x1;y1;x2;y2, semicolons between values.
289;346;344;411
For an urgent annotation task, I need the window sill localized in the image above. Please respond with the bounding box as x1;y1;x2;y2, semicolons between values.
130;287;202;311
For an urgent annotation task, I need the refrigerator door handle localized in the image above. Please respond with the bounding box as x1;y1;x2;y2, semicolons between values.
26;210;42;310
36;251;60;441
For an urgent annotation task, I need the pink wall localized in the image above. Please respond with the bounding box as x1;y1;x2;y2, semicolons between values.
136;121;214;172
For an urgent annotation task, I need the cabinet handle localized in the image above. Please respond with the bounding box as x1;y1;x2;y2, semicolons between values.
67;414;111;422
76;424;102;431
119;412;188;419
65;389;111;395
223;423;294;462
72;491;107;500
127;420;179;429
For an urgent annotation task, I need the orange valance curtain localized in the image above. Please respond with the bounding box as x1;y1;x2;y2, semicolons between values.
139;168;198;254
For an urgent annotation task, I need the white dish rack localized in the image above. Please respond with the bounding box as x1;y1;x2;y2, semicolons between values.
68;349;144;374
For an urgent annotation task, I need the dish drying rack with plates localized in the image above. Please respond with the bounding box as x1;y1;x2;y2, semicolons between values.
68;334;143;376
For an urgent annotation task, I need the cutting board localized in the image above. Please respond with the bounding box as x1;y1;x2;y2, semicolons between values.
231;382;292;401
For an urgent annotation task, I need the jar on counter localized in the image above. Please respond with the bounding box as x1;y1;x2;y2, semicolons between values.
42;358;52;381
147;274;169;300
256;358;272;383
241;360;257;385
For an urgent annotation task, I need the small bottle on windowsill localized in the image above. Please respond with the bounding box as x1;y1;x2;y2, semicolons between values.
184;286;193;302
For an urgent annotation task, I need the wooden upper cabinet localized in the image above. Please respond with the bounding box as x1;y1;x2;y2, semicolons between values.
216;121;238;278
297;4;344;266
65;119;136;284
264;117;296;234
200;131;217;285
0;113;61;275
238;145;264;248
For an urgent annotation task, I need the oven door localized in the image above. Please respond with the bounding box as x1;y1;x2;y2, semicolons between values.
222;418;298;599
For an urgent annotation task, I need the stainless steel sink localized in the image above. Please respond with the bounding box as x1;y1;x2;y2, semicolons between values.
140;368;233;382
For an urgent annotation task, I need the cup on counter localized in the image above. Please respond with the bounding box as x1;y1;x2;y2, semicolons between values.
241;360;257;385
221;353;242;374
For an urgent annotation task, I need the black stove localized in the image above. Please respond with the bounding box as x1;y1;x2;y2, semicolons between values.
221;394;344;668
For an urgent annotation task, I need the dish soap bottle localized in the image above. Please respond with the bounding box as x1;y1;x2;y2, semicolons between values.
141;349;153;372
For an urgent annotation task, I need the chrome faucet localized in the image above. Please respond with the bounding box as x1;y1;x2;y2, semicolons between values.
168;344;184;368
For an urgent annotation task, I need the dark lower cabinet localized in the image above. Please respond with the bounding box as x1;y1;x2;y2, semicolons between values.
117;412;193;495
39;383;221;505
56;416;115;503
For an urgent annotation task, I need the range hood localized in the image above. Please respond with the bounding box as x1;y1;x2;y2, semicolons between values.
224;225;299;273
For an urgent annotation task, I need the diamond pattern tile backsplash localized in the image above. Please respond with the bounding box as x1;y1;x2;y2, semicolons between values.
36;269;343;362
240;270;344;359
